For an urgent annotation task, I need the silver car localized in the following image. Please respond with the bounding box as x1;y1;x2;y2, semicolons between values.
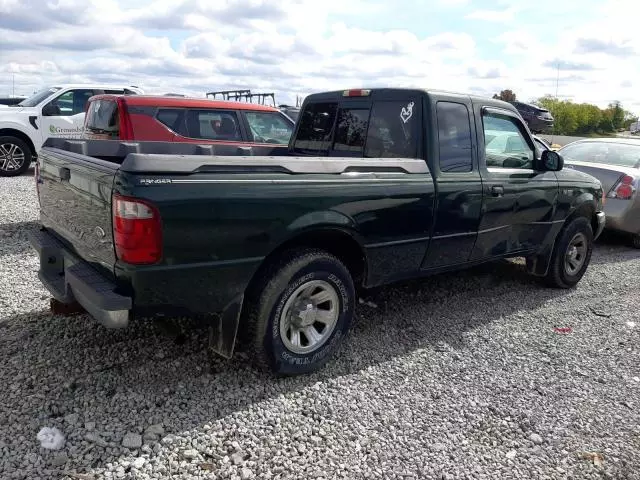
557;138;640;248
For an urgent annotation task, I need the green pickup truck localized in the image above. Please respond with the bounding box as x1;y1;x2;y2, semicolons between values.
29;88;605;375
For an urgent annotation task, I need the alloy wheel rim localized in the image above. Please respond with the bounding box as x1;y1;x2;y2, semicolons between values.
564;232;587;275
0;143;26;172
279;279;340;355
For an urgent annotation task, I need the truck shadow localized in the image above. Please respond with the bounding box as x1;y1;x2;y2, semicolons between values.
0;256;585;477
589;231;640;265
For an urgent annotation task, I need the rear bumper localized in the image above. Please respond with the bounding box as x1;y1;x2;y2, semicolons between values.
529;119;554;133
594;211;606;240
27;228;132;328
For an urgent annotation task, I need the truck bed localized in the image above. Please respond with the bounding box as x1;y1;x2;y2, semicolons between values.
35;139;437;325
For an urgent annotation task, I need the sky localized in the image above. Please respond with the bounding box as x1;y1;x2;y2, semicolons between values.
0;0;638;114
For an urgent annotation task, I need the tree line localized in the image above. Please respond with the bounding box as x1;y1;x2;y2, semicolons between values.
492;89;638;136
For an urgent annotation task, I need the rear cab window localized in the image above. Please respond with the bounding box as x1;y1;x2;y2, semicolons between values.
84;98;120;139
292;90;421;159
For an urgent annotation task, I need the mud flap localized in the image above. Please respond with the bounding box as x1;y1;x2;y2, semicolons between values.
526;251;552;277
208;294;244;359
526;222;564;277
50;298;85;316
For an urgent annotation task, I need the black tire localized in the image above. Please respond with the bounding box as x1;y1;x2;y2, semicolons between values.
544;216;594;288
631;234;640;250
242;248;355;375
0;136;32;177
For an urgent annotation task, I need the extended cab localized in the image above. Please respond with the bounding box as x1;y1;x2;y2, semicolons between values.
83;94;295;155
28;88;605;375
0;84;142;176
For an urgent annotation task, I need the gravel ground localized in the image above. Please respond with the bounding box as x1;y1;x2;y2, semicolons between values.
1;171;639;480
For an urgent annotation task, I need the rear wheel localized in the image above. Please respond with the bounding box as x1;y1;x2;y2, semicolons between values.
631;234;640;249
0;136;32;177
242;248;355;375
545;216;594;288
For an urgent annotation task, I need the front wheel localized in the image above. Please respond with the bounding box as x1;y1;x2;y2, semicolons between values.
0;136;32;177
545;217;594;288
243;248;355;375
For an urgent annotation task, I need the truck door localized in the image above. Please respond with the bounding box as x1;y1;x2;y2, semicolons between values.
39;88;96;146
421;98;484;269
471;106;558;259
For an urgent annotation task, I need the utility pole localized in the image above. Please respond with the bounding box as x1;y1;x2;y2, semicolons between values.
551;60;560;145
555;60;560;101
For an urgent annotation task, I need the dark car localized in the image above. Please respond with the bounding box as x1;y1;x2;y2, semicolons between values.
510;101;554;134
29;87;605;376
279;104;300;122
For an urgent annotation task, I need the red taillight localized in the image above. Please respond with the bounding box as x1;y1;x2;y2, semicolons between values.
118;98;133;140
608;174;636;200
112;195;162;265
342;89;371;97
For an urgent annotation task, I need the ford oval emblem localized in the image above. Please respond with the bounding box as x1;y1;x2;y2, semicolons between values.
94;226;106;238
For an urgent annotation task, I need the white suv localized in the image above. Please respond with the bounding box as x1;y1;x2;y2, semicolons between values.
0;84;143;176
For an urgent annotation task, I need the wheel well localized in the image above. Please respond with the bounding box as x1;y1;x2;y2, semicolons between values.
566;203;596;233
0;128;36;157
247;229;367;292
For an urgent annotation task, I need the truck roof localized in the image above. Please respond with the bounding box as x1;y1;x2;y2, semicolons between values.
89;94;281;112
304;88;519;113
48;83;143;91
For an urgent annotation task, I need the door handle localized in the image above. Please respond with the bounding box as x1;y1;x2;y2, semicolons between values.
491;185;504;197
59;167;70;181
237;146;252;156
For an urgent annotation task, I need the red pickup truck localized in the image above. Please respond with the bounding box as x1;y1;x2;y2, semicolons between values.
83;94;295;155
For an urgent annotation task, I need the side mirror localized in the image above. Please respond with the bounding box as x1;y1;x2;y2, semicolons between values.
42;103;57;116
541;150;563;171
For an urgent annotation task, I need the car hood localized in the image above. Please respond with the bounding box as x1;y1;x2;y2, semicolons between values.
0;106;34;117
564;160;639;194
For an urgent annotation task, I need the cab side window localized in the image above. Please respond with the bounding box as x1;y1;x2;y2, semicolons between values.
43;89;95;116
482;112;534;169
437;101;473;172
184;110;242;141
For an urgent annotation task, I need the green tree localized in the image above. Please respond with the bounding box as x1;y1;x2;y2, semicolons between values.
537;96;577;135
492;89;517;102
608;101;625;130
535;96;630;136
622;111;639;130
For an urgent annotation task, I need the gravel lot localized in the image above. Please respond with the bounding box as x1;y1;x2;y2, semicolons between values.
1;171;639;480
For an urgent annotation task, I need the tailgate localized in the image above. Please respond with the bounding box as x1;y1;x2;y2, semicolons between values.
37;147;118;277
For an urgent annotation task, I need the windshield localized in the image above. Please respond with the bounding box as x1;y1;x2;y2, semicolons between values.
18;87;62;107
560;142;640;168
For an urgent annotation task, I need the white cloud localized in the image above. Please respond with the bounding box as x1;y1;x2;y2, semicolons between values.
0;0;638;115
465;6;520;23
